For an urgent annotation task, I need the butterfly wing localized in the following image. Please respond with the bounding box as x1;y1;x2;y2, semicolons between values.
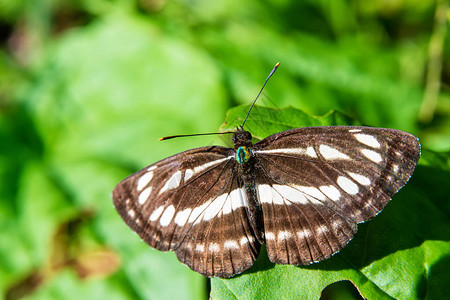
113;146;260;278
252;126;420;265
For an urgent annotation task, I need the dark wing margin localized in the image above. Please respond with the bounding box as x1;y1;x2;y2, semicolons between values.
253;126;420;265
113;146;260;278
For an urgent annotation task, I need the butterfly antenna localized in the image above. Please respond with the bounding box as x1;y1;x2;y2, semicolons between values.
161;62;280;141
159;131;234;141
241;62;280;129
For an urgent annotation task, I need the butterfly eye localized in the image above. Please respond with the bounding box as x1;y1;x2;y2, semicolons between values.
232;130;253;148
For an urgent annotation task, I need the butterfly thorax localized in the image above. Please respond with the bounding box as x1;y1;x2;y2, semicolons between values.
236;146;252;164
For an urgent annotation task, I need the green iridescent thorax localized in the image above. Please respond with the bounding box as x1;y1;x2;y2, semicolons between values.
236;146;252;165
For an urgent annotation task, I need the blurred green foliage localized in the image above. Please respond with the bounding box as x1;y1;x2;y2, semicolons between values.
0;0;449;299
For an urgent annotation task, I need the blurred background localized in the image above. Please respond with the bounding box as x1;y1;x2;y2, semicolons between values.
0;0;448;299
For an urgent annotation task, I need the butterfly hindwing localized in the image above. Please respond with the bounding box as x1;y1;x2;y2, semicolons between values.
174;170;261;277
113;146;260;277
254;166;357;264
252;126;420;265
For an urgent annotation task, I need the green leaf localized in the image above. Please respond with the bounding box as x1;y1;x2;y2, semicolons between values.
212;106;450;300
220;105;361;141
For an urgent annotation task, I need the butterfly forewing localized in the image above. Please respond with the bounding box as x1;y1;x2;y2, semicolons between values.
253;126;420;265
113;146;261;277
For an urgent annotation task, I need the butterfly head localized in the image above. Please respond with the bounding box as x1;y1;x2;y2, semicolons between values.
232;129;253;149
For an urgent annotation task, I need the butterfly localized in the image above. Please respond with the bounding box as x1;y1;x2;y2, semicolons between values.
112;63;421;278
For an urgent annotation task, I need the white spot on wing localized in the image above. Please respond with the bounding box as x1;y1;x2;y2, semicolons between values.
297;186;326;201
306;146;317;158
347;172;371;186
137;171;153;191
222;193;233;215
209;243;220;252
319;144;350;160
337;176;359;195
258;184;324;205
265;232;275;240
230;188;247;211
192;157;232;175
333;219;343;228
149;205;164;221
197;188;248;223
240;236;249;246
297;229;311;239
258;185;285;205
319;185;341;201
188;202;209;223
354;133;381;148
349;129;362;133
364;199;374;209
202;193;228;221
316;224;328;233
256;148;299;155
160;205;175;226
221;189;247;215
255;147;318;158
138;187;152;205
277;231;292;240
392;164;399;174
184;169;194;182
160;171;182;193
195;244;204;252
174;208;191;226
224;240;239;249
274;185;321;205
147;165;157;172
361;149;383;163
127;209;135;218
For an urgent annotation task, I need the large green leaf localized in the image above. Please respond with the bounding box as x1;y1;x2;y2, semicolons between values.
211;105;450;300
220;105;361;141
